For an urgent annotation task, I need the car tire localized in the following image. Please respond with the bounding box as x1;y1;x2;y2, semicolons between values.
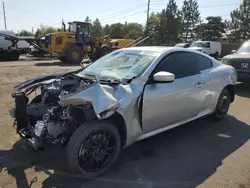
213;89;230;120
66;121;121;178
214;52;219;59
8;50;20;61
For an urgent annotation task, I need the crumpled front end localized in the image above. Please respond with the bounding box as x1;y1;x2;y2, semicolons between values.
9;71;147;149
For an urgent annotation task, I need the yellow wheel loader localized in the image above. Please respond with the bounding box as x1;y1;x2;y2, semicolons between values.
43;21;111;63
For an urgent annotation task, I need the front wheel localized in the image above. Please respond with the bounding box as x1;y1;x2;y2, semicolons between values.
66;121;121;178
213;89;230;120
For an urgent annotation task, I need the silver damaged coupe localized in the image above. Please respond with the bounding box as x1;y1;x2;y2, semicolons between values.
9;46;237;177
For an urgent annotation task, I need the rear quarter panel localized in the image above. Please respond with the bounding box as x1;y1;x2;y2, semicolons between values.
208;61;237;110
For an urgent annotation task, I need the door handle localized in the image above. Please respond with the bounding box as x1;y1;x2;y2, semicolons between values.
195;82;204;88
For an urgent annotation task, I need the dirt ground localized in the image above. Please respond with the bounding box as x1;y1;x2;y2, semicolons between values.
0;59;250;188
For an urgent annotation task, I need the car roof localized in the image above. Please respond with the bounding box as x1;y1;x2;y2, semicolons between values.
120;46;216;60
124;46;172;53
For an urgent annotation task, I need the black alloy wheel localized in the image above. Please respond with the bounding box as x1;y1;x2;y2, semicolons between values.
78;131;116;172
213;89;230;120
66;121;121;177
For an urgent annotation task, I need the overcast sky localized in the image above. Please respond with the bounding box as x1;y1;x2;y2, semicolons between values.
2;0;242;33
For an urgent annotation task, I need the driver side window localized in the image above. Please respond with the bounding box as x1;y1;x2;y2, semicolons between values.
156;52;200;79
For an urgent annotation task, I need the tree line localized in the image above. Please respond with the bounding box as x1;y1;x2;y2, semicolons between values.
18;0;250;45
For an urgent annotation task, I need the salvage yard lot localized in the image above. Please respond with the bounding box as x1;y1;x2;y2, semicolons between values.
0;60;250;188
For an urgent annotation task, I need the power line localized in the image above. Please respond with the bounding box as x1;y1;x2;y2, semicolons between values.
150;2;241;11
199;3;241;9
101;11;145;24
151;2;240;7
98;3;147;20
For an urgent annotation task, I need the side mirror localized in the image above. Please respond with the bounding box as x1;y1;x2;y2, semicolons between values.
231;50;236;54
153;71;175;82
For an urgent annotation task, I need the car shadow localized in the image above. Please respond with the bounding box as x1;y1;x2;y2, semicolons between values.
1;115;249;188
235;82;250;98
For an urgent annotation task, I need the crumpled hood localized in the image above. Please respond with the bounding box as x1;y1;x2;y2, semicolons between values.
14;68;148;121
14;69;84;91
59;76;148;119
223;53;250;59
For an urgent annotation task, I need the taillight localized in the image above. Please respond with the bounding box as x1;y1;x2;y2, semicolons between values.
16;43;19;49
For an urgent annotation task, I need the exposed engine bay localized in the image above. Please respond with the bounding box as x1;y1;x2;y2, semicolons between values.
10;70;99;149
9;67;147;150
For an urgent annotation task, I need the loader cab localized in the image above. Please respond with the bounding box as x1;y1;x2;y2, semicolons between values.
68;21;91;43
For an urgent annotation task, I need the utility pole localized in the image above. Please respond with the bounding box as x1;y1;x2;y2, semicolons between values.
2;2;7;30
146;0;150;24
145;0;150;38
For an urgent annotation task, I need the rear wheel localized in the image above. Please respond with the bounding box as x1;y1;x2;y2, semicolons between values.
8;50;20;61
214;52;219;59
213;89;230;120
66;45;84;64
66;121;121;178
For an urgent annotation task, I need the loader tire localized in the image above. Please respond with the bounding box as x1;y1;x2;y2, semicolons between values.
66;45;84;64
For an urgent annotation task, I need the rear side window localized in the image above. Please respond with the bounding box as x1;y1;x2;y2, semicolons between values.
196;54;213;71
156;52;200;79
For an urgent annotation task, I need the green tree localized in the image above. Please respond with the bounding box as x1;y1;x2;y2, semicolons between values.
195;16;225;41
146;12;161;45
181;0;200;41
123;23;144;39
85;16;91;23
18;30;34;36
164;0;182;44
103;24;111;35
226;0;250;42
35;25;58;39
91;18;103;37
109;23;124;38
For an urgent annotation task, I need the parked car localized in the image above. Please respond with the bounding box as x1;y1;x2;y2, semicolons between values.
189;41;222;59
9;46;236;178
174;43;191;48
221;40;250;82
17;36;34;54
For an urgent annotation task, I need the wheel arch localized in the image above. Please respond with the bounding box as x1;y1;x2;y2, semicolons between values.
106;112;127;147
225;84;235;103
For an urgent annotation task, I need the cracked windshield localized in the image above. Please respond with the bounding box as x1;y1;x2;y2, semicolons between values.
0;0;250;188
80;50;159;81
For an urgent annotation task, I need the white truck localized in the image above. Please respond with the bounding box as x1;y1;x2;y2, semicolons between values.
0;30;20;61
188;41;222;59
